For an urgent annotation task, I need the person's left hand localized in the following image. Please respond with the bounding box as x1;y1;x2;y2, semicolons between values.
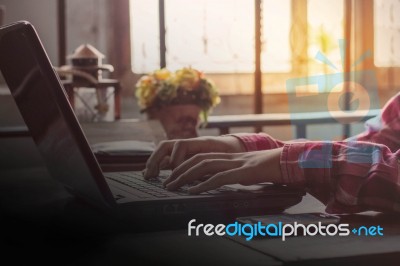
163;147;284;194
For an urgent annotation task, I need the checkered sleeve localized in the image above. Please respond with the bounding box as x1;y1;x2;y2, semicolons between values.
281;141;400;214
351;92;400;152
233;93;400;213
231;133;285;151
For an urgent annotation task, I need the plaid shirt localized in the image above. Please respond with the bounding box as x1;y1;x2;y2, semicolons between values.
236;92;400;214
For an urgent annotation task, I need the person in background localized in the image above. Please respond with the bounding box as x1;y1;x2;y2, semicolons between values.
143;92;400;214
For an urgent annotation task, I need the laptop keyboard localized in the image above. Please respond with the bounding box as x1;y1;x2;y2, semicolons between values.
105;171;192;199
105;171;226;199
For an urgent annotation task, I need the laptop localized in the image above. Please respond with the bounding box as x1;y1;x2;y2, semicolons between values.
0;21;304;223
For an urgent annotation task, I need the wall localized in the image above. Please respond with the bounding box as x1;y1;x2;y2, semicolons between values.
0;0;109;67
0;0;58;65
65;0;109;65
0;0;110;126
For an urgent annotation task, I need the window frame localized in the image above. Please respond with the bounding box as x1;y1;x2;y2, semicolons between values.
107;0;396;112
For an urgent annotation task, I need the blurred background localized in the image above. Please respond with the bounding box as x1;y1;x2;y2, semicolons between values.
0;0;399;141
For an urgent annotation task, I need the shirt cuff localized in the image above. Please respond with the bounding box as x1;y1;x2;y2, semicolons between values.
230;133;284;152
280;142;333;184
280;142;307;185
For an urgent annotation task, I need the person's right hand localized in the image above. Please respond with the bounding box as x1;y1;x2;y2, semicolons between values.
143;136;246;179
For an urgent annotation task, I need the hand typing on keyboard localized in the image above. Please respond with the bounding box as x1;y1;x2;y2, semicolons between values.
142;136;283;195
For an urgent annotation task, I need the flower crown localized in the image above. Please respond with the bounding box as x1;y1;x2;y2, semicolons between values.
135;67;220;121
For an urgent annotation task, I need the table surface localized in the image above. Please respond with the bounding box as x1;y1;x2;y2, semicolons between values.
1;120;400;265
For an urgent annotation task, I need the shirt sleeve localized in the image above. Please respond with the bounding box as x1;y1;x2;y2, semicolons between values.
281;141;400;214
230;133;285;151
233;93;400;214
349;92;400;152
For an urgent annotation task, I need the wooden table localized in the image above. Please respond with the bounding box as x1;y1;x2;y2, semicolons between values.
1;166;400;265
206;109;380;137
1;120;400;265
1;109;380;140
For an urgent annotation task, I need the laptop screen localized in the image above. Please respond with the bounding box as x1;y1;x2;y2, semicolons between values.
0;22;115;208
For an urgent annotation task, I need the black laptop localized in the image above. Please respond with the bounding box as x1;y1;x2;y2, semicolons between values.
0;21;304;223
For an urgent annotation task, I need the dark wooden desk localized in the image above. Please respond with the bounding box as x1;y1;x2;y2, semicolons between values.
1;166;400;265
0;120;164;171
1;120;400;265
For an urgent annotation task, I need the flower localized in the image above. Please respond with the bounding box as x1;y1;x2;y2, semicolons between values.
135;67;220;122
172;67;201;90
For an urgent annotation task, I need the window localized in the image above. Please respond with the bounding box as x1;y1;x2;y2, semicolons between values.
374;0;400;67
130;0;291;74
307;0;344;75
262;0;291;72
165;0;254;73
130;0;348;94
130;0;160;72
